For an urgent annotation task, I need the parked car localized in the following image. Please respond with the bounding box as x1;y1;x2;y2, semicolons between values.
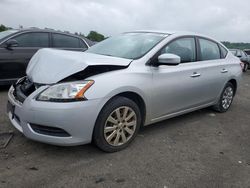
244;49;250;60
229;49;250;72
0;29;92;85
7;31;242;152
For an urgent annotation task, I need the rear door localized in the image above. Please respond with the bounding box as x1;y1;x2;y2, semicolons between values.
51;33;88;51
0;32;49;80
196;37;228;102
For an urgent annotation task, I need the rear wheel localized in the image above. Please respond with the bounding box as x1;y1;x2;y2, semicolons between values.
93;96;141;152
212;82;235;113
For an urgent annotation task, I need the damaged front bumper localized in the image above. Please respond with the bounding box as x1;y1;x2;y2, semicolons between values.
7;79;105;146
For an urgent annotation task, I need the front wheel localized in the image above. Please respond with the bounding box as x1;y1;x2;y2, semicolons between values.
212;82;235;113
93;96;141;152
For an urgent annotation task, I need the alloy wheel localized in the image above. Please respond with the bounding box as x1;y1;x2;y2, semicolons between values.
104;106;137;146
222;86;234;110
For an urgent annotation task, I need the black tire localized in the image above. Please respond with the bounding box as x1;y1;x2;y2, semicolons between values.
243;63;248;72
93;96;141;152
212;82;235;113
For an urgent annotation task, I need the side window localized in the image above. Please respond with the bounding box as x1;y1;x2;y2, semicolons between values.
241;51;247;58
244;50;250;55
161;38;196;63
79;39;88;48
219;45;228;58
236;50;241;57
199;38;220;61
13;32;49;47
52;34;80;48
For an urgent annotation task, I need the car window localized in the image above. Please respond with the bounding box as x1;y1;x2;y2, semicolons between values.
238;51;242;57
52;34;80;48
199;38;220;61
161;38;196;63
79;39;88;48
230;50;236;56
241;51;247;58
235;50;240;57
86;33;166;59
244;50;250;55
13;32;49;47
243;51;249;57
219;45;228;58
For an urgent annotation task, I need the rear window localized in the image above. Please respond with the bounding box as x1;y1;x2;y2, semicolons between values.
52;34;80;48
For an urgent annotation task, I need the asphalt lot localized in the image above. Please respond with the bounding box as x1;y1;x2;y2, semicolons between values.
0;73;250;188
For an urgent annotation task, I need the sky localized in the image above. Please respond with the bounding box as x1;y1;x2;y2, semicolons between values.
1;0;250;42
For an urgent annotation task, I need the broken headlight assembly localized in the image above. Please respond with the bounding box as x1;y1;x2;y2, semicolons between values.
36;80;94;102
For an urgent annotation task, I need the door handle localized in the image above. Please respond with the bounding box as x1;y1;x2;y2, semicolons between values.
221;69;228;73
190;72;201;78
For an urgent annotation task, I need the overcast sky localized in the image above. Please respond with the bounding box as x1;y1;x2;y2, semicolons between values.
1;0;250;42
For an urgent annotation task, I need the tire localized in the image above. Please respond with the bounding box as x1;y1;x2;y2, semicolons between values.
212;82;235;113
93;96;141;152
243;63;248;72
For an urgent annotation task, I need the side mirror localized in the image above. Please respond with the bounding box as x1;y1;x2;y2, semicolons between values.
5;39;19;49
158;53;181;65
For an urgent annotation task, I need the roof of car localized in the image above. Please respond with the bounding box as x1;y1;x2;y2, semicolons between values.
127;30;175;35
128;30;202;35
3;28;95;46
127;30;217;39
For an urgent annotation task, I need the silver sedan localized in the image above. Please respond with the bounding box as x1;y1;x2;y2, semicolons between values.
7;31;242;152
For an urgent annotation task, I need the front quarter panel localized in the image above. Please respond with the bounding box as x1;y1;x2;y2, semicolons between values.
84;64;153;124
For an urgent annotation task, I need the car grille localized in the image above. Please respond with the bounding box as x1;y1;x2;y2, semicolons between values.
13;77;37;103
30;124;71;137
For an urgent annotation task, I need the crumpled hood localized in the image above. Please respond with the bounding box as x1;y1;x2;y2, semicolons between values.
26;48;132;84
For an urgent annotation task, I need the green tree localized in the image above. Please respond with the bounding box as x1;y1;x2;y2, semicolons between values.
0;24;8;32
86;31;105;42
222;41;250;50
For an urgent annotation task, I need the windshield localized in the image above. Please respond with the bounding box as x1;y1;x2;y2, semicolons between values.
86;32;167;59
0;30;18;40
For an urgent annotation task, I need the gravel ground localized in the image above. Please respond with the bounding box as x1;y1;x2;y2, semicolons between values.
0;73;249;188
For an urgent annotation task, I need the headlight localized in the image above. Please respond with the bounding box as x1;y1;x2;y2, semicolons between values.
37;80;94;102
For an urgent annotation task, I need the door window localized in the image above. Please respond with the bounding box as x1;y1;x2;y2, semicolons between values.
13;32;49;47
161;38;196;63
219;45;228;58
52;34;80;48
79;39;88;48
199;38;220;61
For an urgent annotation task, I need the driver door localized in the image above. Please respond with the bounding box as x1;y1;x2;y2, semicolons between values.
151;37;206;120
